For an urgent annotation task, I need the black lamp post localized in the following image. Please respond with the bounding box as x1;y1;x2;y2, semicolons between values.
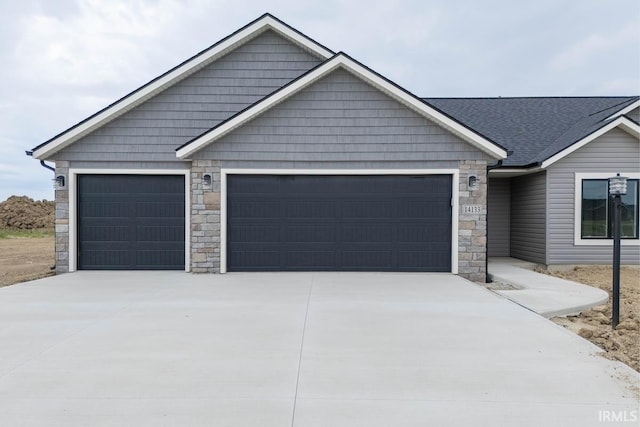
608;173;627;329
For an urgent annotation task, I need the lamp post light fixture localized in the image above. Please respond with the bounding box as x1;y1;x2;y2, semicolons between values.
608;173;627;329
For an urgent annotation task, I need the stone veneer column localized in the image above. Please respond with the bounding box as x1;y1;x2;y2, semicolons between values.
191;160;221;272
54;161;69;273
457;160;488;282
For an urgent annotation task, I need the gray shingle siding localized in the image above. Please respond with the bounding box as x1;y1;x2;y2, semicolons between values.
546;128;640;265
510;172;547;264
488;178;511;257
53;30;322;163
193;69;494;164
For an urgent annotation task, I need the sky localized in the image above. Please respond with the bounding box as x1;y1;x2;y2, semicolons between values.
1;0;639;202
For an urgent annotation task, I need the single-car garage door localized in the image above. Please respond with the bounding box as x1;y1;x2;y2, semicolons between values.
227;175;452;272
78;175;185;270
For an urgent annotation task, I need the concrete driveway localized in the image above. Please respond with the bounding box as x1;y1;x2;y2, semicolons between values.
0;272;637;426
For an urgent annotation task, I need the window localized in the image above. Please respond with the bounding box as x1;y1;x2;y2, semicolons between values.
581;179;639;239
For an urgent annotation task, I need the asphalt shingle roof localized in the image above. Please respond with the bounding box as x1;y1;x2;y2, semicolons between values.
423;96;639;167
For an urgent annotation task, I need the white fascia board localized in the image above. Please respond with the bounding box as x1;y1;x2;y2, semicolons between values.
32;15;333;160
488;167;543;177
177;54;508;160
604;99;640;121
541;117;640;169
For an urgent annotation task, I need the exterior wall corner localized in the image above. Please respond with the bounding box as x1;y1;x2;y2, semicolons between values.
457;160;488;282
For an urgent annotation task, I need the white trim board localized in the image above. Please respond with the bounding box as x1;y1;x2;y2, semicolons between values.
32;14;333;160
541;117;640;169
68;169;191;272
177;54;508;160
219;168;460;275
573;172;640;247
604;99;640;121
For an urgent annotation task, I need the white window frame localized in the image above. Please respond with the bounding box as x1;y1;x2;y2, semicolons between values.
574;172;640;246
68;168;191;272
219;168;460;274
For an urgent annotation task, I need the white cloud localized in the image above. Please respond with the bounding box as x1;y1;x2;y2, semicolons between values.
13;0;183;88
551;24;639;71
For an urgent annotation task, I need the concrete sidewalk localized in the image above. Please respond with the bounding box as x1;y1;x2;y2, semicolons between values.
488;258;609;318
0;272;637;426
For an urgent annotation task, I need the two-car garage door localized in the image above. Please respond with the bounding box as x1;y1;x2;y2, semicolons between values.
227;175;452;272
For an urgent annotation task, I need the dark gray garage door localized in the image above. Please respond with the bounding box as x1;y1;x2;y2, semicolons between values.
78;175;185;270
227;175;452;272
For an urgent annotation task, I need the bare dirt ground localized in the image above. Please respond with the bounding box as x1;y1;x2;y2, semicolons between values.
540;266;639;372
0;236;55;287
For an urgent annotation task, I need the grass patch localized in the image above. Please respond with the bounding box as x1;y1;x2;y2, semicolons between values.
0;229;54;239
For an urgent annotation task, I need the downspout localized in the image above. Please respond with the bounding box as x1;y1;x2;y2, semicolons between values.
25;151;57;271
485;159;504;283
25;151;56;173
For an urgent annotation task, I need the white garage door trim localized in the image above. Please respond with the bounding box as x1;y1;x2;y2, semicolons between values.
68;168;191;273
220;168;460;274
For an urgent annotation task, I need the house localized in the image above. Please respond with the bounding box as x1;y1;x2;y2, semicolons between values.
28;14;639;281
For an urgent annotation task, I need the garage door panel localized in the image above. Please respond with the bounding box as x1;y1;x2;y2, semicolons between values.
135;250;185;269
342;250;393;269
135;200;184;218
398;250;450;270
229;250;281;269
79;225;130;242
230;225;281;243
286;250;336;268
342;225;394;243
78;175;185;270
398;200;451;219
230;200;281;218
79;200;130;218
227;175;452;272
398;224;450;242
285;225;336;242
136;225;184;242
286;200;337;218
343;200;395;218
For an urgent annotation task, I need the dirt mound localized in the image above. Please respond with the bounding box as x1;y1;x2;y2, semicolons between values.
0;196;54;230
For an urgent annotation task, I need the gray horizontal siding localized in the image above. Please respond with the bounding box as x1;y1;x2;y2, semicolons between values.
193;69;493;164
68;161;190;170
54;30;322;162
510;172;546;264
488;178;511;257
547;127;640;264
627;106;640;123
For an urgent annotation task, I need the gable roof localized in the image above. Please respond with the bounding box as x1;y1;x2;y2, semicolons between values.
31;13;334;160
176;53;508;159
424;96;640;168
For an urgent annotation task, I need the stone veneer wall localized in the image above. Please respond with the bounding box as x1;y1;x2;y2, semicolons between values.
191;160;222;273
457;160;488;282
54;161;70;273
